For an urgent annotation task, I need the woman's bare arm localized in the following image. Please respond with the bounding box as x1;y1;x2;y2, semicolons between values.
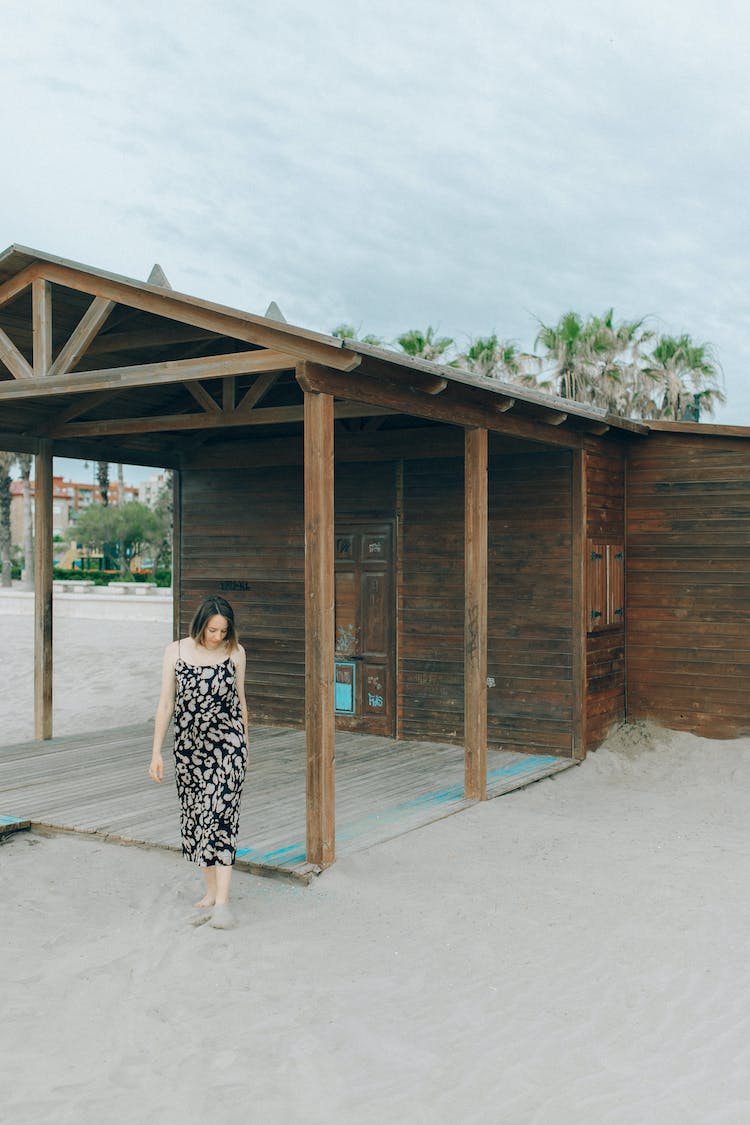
233;644;250;764
149;642;178;783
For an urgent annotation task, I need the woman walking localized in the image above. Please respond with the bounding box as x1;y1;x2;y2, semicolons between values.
149;595;249;929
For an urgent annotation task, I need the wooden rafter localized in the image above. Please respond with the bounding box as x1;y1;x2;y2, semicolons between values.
494;397;516;413
184;381;221;414
86;324;219;356
28;261;361;371
235;372;280;413
296;363;584;449
0;348;295;401
0;326;32;379
49;296;115;376
50;400;394;438
41;389;123;431
0;265;37;309
419;375;448;395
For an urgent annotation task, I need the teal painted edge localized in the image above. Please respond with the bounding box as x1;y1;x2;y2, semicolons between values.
235;755;563;868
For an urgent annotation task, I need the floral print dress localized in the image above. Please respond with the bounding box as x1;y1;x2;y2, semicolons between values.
173;654;247;866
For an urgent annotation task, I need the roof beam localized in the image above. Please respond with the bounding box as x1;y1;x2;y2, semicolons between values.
28;261;361;372
41;389;123;430
295;364;583;448
0;264;37;309
49;296;116;376
494;397;516;413
86;325;219;356
0;348;295;400
48;400;395;437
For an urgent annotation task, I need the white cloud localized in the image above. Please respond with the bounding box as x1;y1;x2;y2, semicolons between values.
2;0;749;420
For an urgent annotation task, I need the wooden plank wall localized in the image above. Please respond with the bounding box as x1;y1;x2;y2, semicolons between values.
399;451;576;755
398;458;465;741
180;465;306;726
626;433;750;738
585;439;626;748
181;448;577;755
488;451;574;755
179;460;397;729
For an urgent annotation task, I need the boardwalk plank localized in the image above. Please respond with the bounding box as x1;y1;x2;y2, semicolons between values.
1;723;575;878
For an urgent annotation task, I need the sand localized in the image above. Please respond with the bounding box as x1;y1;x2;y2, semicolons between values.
3;609;750;1123
1;608;171;745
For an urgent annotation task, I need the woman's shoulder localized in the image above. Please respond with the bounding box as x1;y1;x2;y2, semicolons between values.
230;642;246;663
164;637;188;661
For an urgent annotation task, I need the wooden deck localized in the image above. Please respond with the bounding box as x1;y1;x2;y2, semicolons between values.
0;724;577;881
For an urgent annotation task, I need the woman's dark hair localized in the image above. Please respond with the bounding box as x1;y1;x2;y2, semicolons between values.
189;595;239;649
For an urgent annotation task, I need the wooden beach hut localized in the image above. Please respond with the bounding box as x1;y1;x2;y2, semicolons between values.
1;245;748;868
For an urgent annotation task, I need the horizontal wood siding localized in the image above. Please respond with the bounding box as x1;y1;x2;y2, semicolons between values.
180;465;305;727
488;452;574;755
626;434;750;737
180;461;397;730
399;451;575;755
585;439;626;748
399;458;464;741
182;450;577;753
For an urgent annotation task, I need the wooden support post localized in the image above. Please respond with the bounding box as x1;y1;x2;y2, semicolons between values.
464;427;488;799
303;384;336;867
571;448;587;759
32;278;52;376
34;440;53;739
172;470;182;642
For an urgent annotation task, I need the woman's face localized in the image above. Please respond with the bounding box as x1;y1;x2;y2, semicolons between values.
202;614;229;649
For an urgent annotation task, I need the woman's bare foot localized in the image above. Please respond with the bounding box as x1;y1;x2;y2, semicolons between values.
193;895;216;908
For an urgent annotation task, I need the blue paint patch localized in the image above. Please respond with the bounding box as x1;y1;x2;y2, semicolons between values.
487;755;559;782
236;842;307;867
397;783;465;810
233;755;563;868
0;815;27;825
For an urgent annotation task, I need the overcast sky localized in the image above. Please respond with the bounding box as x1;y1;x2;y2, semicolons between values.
3;0;749;482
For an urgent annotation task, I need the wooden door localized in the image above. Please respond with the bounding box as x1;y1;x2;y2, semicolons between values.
334;523;394;735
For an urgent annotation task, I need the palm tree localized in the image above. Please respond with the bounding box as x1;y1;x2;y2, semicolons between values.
97;461;110;506
397;326;454;363
535;309;658;415
0;451;14;588
453;334;537;385
331;324;384;347
644;334;725;420
534;311;592;401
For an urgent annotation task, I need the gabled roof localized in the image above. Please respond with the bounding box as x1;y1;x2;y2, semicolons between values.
0;243;665;469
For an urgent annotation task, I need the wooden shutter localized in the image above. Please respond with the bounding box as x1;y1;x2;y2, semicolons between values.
588;541;625;632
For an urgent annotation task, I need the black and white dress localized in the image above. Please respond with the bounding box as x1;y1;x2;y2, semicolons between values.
173;652;247;866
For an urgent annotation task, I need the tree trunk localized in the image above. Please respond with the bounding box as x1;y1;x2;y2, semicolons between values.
0;460;12;588
97;461;110;506
18;453;33;588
